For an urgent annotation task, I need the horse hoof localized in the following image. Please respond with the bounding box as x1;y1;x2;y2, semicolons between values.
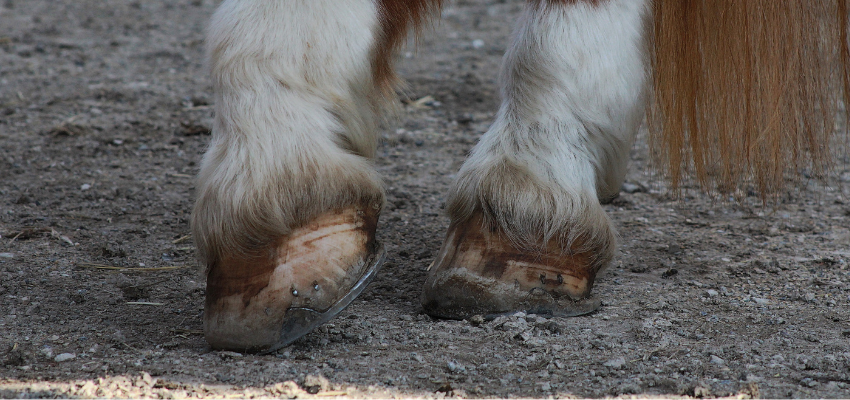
204;206;384;353
421;213;605;320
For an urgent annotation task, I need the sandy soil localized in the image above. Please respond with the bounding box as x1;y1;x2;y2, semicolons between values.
1;0;849;398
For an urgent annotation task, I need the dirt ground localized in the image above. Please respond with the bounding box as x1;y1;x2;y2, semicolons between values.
1;0;849;398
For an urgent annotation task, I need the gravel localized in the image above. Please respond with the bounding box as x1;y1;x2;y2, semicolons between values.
0;0;848;398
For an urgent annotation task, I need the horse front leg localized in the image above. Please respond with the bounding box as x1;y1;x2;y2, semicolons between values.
422;0;650;319
193;0;388;352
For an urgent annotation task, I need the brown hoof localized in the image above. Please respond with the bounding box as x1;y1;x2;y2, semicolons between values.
421;213;606;319
204;205;384;353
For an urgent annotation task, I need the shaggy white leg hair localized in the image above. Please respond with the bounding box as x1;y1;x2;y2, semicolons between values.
447;0;649;263
193;0;386;267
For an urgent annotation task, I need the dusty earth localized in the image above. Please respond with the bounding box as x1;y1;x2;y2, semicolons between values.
1;0;849;398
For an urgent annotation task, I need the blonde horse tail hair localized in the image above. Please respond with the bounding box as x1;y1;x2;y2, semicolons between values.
650;0;850;197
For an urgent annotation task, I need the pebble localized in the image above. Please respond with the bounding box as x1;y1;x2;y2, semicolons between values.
540;321;562;334
302;375;330;394
266;381;302;397
618;383;641;395
621;182;644;193
710;355;725;365
134;372;154;388
706;289;719;297
76;381;97;398
0;253;14;258
753;298;769;305
446;360;466;374
80;184;91;191
54;353;76;362
603;357;626;369
539;382;551;391
498;318;528;332
804;293;816;302
471;39;485;49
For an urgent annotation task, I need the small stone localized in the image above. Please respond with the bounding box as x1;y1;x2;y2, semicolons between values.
217;351;243;359
753;298;769;305
621;182;645;193
710;355;725;365
804;293;816;302
80;184;91;191
630;265;648;273
539;382;551;391
54;353;76;362
693;385;712;398
706;289;719;297
446;360;466;374
134;372;154;387
618;384;641;395
303;375;330;394
469;315;485;326
471;39;485;49
498;318;528;332
0;253;14;258
603;357;626;369
542;321;562;334
661;268;678;279
266;381;302;398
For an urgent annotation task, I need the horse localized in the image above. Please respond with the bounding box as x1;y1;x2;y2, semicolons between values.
191;0;849;352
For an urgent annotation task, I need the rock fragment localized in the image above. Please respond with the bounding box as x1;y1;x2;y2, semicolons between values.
54;353;76;362
603;357;626;369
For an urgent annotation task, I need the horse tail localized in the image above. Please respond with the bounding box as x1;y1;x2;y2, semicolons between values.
650;0;850;196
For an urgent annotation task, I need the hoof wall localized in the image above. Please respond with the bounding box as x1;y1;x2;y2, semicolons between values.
421;213;606;320
262;245;385;353
204;206;383;353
